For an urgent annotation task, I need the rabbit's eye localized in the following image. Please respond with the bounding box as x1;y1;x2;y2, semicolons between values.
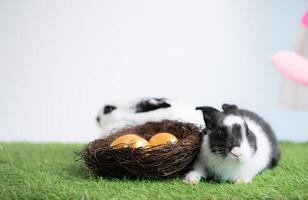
219;129;224;137
104;105;116;114
247;129;252;135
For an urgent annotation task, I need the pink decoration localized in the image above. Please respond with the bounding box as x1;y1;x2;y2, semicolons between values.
302;12;308;27
272;51;308;86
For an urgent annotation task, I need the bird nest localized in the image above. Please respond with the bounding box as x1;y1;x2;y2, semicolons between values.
79;120;203;179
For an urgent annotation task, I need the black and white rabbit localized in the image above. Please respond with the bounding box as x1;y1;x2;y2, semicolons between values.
184;104;280;184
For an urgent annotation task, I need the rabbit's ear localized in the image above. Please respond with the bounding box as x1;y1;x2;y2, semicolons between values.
196;106;224;130
222;104;238;113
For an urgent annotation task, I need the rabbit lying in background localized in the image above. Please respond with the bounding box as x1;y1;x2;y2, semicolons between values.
184;104;280;184
95;97;204;138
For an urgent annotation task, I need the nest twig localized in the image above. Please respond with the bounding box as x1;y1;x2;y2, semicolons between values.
79;120;203;179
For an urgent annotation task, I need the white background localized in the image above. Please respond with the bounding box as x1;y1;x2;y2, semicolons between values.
0;0;307;143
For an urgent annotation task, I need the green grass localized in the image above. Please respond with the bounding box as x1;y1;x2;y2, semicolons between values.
0;142;307;200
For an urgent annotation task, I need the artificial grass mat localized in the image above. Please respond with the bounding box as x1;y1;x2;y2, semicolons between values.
0;142;307;200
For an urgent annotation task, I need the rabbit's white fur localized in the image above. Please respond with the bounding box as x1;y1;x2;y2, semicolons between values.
96;98;204;138
184;115;272;184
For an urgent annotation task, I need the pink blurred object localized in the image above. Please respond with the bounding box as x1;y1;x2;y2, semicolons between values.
302;11;308;27
273;11;308;86
273;51;308;86
273;12;308;108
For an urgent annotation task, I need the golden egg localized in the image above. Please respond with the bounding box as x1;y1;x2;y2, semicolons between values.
149;132;178;147
110;134;141;149
110;134;150;149
130;137;150;149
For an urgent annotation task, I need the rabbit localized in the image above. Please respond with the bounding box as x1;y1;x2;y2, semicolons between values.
96;97;204;138
184;104;280;184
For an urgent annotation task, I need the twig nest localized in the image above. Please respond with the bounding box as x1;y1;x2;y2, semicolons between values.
80;120;203;179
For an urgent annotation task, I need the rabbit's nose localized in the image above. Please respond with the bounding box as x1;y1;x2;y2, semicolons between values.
230;147;243;159
96;117;100;122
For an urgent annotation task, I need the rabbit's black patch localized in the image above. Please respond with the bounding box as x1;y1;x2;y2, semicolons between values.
231;124;243;146
135;98;171;113
238;109;279;166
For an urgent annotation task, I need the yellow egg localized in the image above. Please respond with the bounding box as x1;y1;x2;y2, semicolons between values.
110;134;141;149
130;137;150;149
110;134;150;149
149;133;178;147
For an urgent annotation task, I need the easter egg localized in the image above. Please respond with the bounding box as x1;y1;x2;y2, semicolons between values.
149;133;178;147
110;134;141;149
110;134;150;149
130;137;150;149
